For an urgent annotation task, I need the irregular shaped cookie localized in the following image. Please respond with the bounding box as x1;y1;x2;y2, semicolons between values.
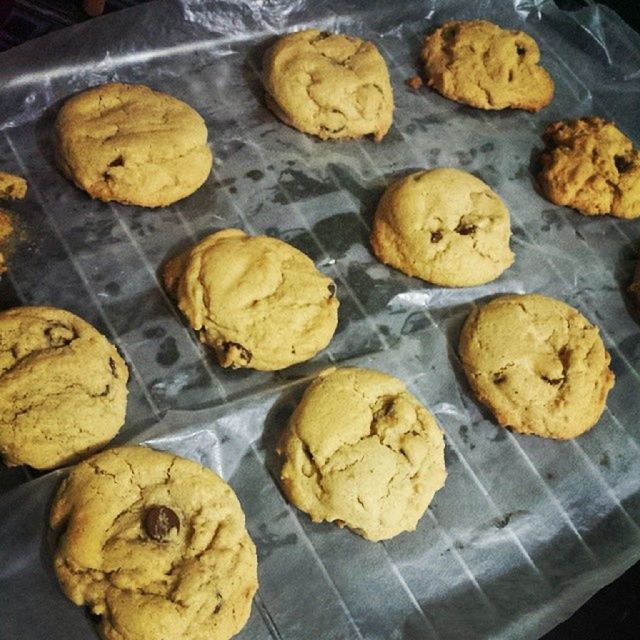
539;117;640;218
421;20;554;112
0;306;128;469
263;29;394;141
163;229;339;371
50;446;258;640
278;367;446;541
459;294;614;439
55;83;212;207
371;168;514;287
0;171;27;200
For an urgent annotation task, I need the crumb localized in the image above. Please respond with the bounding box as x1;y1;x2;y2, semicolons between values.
0;210;14;275
406;75;423;90
82;0;106;17
0;172;27;200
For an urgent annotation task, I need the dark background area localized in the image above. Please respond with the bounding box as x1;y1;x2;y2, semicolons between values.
1;1;639;638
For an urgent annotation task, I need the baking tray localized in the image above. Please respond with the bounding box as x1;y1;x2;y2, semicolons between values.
1;0;640;638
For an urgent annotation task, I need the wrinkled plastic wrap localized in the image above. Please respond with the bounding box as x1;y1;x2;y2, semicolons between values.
1;0;640;638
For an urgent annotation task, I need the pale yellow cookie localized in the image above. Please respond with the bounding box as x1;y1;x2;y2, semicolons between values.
421;20;554;112
163;229;339;371
0;306;128;469
55;83;212;207
263;29;394;141
459;294;614;439
278;367;447;541
371;168;514;287
539;117;640;218
50;446;258;640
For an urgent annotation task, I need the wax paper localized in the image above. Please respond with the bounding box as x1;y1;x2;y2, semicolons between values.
1;0;640;638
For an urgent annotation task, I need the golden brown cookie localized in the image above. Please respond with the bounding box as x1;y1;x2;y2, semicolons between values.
263;29;394;141
0;306;128;469
50;446;258;640
55;83;213;207
421;20;554;112
459;294;614;439
539;117;640;218
163;229;339;371
278;367;447;541
0;171;27;200
371;168;514;287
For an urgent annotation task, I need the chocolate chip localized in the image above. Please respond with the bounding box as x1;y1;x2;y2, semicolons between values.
144;506;180;541
516;45;526;57
327;282;336;298
493;373;507;384
44;323;76;347
108;155;124;167
455;223;476;235
224;341;252;364
431;230;443;243
614;155;632;173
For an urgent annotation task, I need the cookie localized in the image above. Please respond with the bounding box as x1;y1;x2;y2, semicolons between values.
538;117;640;218
163;229;339;371
0;171;27;200
459;294;614;439
421;20;554;112
0;306;128;469
0;210;12;275
50;446;258;640
55;83;213;207
278;367;447;541
263;29;394;141
371;168;514;287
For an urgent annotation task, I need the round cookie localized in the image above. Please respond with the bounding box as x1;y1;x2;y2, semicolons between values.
459;294;615;439
263;29;394;141
371;168;514;287
50;446;258;640
55;83;213;207
0;306;128;469
278;367;447;541
421;20;554;112
538;117;640;219
163;229;339;371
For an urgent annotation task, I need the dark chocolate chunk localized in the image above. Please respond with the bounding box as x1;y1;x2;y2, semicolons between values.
144;506;180;541
431;230;443;243
327;282;336;298
614;155;632;173
455;223;476;235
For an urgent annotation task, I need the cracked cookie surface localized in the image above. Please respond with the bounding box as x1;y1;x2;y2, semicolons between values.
278;367;447;541
0;306;128;469
55;83;213;207
459;294;614;439
421;20;554;112
163;228;339;371
263;29;394;141
50;446;258;640
538;117;640;218
371;167;514;287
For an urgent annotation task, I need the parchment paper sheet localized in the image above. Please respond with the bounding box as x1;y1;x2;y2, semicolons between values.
1;1;640;638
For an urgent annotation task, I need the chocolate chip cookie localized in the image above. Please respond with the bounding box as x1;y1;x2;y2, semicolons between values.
50;446;258;640
278;367;447;541
459;294;615;439
55;83;213;207
163;229;339;370
539;117;640;218
421;20;554;112
263;29;394;141
0;306;128;469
